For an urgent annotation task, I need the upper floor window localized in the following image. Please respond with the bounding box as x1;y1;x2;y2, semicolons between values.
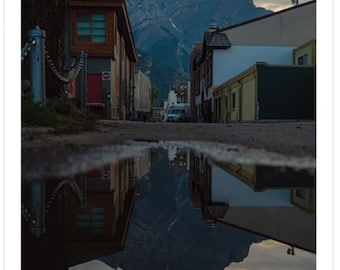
77;13;106;43
232;93;236;109
298;54;308;65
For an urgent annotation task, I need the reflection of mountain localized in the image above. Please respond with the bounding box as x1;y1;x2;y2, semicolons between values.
102;149;265;270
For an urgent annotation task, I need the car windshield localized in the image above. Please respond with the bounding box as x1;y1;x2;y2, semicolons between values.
169;109;182;114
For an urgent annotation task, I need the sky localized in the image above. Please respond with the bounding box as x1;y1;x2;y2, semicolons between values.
253;0;314;11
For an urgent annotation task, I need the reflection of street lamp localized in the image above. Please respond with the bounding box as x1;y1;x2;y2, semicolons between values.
287;246;295;255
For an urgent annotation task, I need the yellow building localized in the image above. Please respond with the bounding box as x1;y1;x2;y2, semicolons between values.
213;62;315;123
293;39;316;66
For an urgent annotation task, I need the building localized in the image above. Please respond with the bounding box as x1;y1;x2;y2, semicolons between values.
68;0;138;120
133;70;151;120
189;43;203;122
189;27;231;123
190;1;316;123
213;62;316;122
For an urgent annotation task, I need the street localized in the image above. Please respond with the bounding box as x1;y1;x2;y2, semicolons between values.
22;120;316;158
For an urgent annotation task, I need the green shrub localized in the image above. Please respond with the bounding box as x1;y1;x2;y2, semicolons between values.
22;97;98;133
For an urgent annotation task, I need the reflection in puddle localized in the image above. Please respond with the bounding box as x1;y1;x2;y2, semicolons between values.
22;141;315;180
22;145;316;270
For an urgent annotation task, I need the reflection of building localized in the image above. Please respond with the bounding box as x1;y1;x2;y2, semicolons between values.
188;152;229;224
168;146;190;171
188;152;316;253
133;150;151;180
215;161;316;213
22;157;137;269
67;158;136;266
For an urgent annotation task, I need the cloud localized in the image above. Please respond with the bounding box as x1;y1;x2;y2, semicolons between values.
69;260;121;270
225;240;316;270
253;0;313;12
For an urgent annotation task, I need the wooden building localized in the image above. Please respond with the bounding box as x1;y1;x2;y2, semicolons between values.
68;0;138;120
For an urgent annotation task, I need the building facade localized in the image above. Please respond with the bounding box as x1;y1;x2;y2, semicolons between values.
133;70;151;120
213;62;316;123
190;1;316;123
68;0;137;120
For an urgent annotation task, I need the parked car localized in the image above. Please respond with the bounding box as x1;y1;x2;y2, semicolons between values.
166;103;190;122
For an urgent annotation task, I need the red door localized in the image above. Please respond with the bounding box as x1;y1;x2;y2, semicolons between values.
87;74;102;104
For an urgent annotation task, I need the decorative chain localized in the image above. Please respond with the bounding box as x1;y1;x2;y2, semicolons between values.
22;205;36;225
22;179;86;226
45;49;84;83
21;39;36;60
45;179;86;217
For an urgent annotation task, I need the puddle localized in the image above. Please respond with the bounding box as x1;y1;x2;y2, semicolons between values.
22;140;315;180
22;144;316;270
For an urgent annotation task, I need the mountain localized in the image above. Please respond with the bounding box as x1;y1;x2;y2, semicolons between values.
126;0;273;104
101;149;265;269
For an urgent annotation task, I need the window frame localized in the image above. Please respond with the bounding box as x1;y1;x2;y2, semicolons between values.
298;54;308;65
232;92;236;110
75;12;107;44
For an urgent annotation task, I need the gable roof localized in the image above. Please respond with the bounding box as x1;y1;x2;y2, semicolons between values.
196;30;231;65
204;31;231;49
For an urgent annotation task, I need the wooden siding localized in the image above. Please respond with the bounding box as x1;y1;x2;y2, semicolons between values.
241;79;256;121
70;9;115;57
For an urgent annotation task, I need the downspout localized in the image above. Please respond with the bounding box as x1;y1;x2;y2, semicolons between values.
64;0;71;98
255;71;259;121
119;39;123;119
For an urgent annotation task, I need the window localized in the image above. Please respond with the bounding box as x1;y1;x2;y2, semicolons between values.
232;93;236;109
77;13;106;43
298;54;308;65
295;189;306;200
76;207;105;236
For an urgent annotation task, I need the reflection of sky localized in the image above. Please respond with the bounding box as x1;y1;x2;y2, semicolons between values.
253;0;314;12
69;260;116;270
212;167;292;207
225;239;316;270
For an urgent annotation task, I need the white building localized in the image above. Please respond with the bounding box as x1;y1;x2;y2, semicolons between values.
190;1;316;122
168;89;177;107
134;70;151;116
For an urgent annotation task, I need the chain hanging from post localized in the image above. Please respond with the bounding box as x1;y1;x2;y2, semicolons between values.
45;49;85;83
22;205;36;225
45;178;86;218
22;178;85;233
21;39;36;60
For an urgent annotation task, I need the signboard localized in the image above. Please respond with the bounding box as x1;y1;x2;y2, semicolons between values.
102;71;111;80
101;170;110;180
